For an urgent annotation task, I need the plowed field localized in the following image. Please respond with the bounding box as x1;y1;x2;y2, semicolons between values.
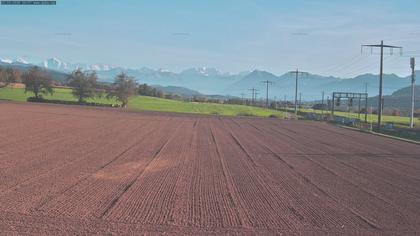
1;102;420;235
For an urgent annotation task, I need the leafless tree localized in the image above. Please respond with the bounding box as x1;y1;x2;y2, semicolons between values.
106;72;137;107
67;69;98;103
0;68;20;88
22;66;53;99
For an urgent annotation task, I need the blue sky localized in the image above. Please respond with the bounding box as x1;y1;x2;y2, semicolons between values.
0;0;419;77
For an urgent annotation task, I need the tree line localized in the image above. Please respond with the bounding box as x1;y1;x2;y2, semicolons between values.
0;66;171;107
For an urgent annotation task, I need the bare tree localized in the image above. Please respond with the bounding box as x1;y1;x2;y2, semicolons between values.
22;66;53;99
106;72;137;107
0;69;8;88
0;68;19;88
67;69;98;103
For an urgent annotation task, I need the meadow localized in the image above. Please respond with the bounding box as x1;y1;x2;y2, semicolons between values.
0;87;286;118
297;108;420;127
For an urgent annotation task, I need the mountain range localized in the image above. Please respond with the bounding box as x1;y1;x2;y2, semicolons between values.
1;57;416;101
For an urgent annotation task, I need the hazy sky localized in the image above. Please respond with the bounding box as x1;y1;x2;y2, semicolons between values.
1;0;419;77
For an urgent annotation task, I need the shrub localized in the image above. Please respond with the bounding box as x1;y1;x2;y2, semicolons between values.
237;112;254;117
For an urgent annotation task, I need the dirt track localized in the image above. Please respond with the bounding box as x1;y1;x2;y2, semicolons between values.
1;102;420;235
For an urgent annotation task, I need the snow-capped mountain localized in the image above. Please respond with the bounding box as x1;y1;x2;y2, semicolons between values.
0;58;13;64
15;57;29;64
40;58;118;72
42;58;70;71
0;57;31;65
180;67;225;77
87;64;117;71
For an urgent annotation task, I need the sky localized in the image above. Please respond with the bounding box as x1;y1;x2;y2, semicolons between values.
0;0;419;77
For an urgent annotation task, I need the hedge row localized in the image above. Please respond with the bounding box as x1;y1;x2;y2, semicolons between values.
27;97;117;107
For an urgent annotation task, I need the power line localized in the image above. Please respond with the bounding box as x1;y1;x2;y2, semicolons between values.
317;53;365;75
319;47;411;78
335;54;398;78
338;54;403;82
338;57;394;78
318;53;368;76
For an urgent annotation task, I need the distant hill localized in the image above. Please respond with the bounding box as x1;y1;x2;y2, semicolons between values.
152;85;202;97
231;70;279;87
152;85;235;100
368;85;420;114
389;85;420;97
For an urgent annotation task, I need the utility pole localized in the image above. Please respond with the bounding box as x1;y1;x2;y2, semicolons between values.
364;83;368;122
261;80;274;108
358;94;361;119
289;69;307;116
284;95;287;110
274;96;277;109
362;40;402;130
410;57;416;128
255;91;259;106
321;91;325;116
327;96;330;115
299;92;302;111
248;88;258;105
240;93;246;105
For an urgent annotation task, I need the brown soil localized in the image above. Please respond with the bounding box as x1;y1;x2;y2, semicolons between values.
0;102;419;235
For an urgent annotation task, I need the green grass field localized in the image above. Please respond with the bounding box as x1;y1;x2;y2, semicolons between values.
0;87;286;118
297;108;420;128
